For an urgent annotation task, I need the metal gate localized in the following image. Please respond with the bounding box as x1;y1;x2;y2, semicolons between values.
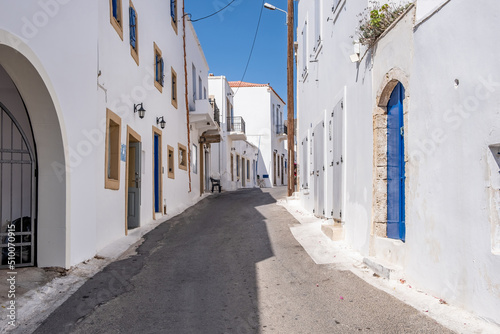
0;102;36;268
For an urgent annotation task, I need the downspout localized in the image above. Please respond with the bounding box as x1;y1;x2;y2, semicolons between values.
182;0;192;192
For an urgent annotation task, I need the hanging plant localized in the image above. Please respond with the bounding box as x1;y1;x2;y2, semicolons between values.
355;1;413;48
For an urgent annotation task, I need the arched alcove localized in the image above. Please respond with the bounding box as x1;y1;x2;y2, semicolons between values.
0;31;68;268
372;68;409;240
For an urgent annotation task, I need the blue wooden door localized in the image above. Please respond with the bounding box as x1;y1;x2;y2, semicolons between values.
154;134;160;213
387;82;405;241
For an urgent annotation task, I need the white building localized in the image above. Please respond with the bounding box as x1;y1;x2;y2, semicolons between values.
208;75;258;191
0;0;220;269
229;81;288;188
296;0;500;325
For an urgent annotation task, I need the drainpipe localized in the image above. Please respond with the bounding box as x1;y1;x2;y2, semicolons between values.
182;0;192;192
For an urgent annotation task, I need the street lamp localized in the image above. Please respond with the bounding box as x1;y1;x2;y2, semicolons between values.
264;1;295;197
264;3;288;24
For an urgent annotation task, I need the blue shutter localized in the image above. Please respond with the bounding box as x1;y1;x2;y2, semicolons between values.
154;134;160;213
387;82;406;241
112;0;118;20
129;7;136;49
155;54;159;82
171;0;176;20
160;58;164;87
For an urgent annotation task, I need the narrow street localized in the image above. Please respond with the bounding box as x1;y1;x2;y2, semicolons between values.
32;188;451;334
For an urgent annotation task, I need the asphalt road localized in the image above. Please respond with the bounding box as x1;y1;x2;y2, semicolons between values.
32;187;453;334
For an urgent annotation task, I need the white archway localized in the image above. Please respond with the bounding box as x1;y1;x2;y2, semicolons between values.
0;30;69;268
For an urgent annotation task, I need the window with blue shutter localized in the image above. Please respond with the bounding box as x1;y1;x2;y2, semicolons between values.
160;58;164;87
110;0;123;39
112;0;119;20
129;7;137;50
154;43;164;92
155;54;164;87
171;0;177;21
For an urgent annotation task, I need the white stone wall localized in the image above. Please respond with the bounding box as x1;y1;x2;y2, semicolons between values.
297;0;500;324
0;0;211;268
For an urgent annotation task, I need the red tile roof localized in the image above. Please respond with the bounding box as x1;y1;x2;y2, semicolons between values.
228;81;286;105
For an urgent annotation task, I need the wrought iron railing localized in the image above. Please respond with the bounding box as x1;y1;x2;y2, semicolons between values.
209;98;220;126
276;124;287;135
227;116;245;134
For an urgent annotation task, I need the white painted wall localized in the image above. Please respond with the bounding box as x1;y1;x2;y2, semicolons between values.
297;0;500;324
0;0;214;268
297;0;373;245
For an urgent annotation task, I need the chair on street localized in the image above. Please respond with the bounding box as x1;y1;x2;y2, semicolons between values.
210;177;221;193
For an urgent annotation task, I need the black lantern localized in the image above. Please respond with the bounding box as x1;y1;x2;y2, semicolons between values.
134;103;146;119
156;116;166;129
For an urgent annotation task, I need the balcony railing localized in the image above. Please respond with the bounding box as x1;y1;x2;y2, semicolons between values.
276;124;287;135
209;98;220;127
227;116;245;134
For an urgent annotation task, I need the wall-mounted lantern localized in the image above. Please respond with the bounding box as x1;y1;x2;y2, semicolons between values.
156;116;166;129
134;103;146;119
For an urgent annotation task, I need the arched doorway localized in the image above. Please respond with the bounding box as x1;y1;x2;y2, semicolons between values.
386;82;406;241
372;69;409;242
0;34;67;268
0;102;36;267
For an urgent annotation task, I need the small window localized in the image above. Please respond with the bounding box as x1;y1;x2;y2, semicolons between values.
247;160;250;180
167;145;175;179
204;87;207;100
178;143;187;171
171;67;177;108
192;64;197;100
192;144;197;174
236;155;240;177
110;0;123;39
231;154;234;181
170;0;178;33
198;76;202;100
129;1;139;65
105;109;122;190
272;104;275;125
154;43;164;92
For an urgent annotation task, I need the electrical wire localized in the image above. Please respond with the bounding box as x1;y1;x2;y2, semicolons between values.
189;0;237;22
233;0;265;97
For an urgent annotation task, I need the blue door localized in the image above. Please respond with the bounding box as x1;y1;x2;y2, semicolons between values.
387;82;405;241
154;134;160;213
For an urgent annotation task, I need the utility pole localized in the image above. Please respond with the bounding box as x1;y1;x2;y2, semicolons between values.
287;0;295;197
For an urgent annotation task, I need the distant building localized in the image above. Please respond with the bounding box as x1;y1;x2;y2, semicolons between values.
208;76;258;191
296;0;500;324
229;81;287;188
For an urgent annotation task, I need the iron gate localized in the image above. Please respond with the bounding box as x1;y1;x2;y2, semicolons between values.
0;102;36;268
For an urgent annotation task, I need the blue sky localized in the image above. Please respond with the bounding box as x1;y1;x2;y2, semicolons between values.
185;0;289;114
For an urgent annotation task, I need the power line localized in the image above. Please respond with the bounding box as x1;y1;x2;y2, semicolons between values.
233;0;265;97
189;0;237;22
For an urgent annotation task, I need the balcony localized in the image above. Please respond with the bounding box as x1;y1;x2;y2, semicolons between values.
189;98;220;132
226;116;246;141
276;124;287;142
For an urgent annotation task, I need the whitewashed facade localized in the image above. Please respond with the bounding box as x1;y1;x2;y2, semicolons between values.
229;82;288;188
208;75;258;191
297;0;500;324
0;0;220;269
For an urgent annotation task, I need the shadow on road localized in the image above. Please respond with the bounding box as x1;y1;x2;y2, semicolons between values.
34;188;278;334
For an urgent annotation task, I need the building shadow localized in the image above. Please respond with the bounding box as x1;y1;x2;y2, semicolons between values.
34;188;277;334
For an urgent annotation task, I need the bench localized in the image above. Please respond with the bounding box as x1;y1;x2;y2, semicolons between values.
210;177;221;193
